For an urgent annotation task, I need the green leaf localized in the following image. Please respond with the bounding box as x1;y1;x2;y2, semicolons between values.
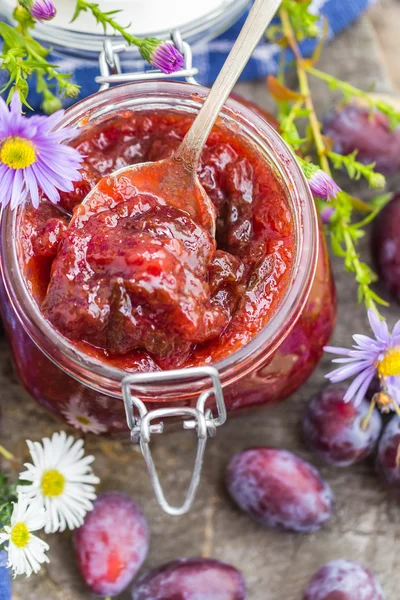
0;22;25;49
328;151;386;189
24;36;50;59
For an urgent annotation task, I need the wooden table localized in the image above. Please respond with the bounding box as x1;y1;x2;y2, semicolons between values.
2;3;400;598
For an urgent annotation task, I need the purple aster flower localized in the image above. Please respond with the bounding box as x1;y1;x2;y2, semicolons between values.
20;0;56;21
139;38;185;75
0;93;83;210
320;205;335;224
309;169;341;201
298;157;341;201
325;309;400;410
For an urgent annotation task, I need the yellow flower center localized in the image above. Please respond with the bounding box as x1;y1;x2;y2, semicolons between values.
76;415;91;425
0;136;36;170
10;522;30;548
41;469;66;498
377;347;400;378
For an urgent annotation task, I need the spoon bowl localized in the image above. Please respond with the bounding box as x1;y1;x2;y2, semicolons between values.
77;156;216;236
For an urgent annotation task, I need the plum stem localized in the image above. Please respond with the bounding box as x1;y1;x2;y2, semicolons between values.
391;399;400;420
0;444;14;462
361;399;376;431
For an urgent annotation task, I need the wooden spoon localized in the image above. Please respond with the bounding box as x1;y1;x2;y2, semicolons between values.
80;0;282;236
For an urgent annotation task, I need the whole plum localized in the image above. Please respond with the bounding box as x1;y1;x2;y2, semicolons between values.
324;103;400;175
372;194;400;302
74;492;149;597
225;448;334;532
303;559;383;600
131;558;246;600
303;385;382;466
376;416;400;491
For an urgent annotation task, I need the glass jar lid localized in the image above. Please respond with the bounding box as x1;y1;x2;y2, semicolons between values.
0;0;250;52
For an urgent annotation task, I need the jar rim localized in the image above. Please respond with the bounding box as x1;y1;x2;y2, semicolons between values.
1;80;318;400
0;0;251;53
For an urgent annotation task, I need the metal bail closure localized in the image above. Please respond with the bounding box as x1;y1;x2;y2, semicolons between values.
121;366;226;516
96;29;199;91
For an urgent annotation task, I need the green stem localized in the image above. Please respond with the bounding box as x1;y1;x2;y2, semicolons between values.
279;8;331;174
0;445;15;462
74;0;143;47
306;65;375;104
285;98;304;129
392;399;400;420
342;229;377;311
306;65;400;125
361;398;376;431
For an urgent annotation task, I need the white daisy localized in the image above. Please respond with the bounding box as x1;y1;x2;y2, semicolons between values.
0;496;49;577
62;395;107;435
18;431;100;534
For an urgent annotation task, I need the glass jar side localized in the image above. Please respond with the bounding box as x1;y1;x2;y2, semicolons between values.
0;81;319;418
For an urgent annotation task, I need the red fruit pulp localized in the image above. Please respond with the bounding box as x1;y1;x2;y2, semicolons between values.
19;111;294;370
74;492;149;596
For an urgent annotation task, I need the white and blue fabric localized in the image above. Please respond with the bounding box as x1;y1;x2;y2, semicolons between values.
0;550;11;600
0;0;378;110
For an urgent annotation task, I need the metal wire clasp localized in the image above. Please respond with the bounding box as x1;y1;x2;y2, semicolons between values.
96;29;199;91
122;366;226;516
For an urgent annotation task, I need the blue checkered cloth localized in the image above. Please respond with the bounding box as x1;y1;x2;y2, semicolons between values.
0;550;11;600
1;0;377;111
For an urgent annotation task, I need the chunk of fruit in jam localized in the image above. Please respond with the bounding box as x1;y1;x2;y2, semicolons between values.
225;448;334;533
42;189;246;366
74;492;149;597
303;560;383;600
131;558;246;600
303;385;382;467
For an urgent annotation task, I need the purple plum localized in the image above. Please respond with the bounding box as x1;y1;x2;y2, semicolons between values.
131;558;246;600
225;448;334;533
303;559;383;600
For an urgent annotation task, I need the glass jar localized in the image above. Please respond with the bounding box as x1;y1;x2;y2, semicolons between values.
0;0;250;51
0;81;335;512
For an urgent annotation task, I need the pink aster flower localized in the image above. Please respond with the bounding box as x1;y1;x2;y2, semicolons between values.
20;0;56;21
320;205;335;224
139;38;185;75
0;93;83;210
309;169;341;201
298;157;341;201
325;309;400;411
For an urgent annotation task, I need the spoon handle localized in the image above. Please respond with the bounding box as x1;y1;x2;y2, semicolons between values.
174;0;282;169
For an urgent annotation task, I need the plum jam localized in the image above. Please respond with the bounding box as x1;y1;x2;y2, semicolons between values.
20;111;294;371
0;83;335;433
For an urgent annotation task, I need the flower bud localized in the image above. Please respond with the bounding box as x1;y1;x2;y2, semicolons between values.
139;38;184;75
20;0;56;22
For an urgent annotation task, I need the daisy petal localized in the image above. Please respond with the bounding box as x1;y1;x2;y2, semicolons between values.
19;431;99;534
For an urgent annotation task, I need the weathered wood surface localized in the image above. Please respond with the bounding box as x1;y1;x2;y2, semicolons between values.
1;5;400;599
